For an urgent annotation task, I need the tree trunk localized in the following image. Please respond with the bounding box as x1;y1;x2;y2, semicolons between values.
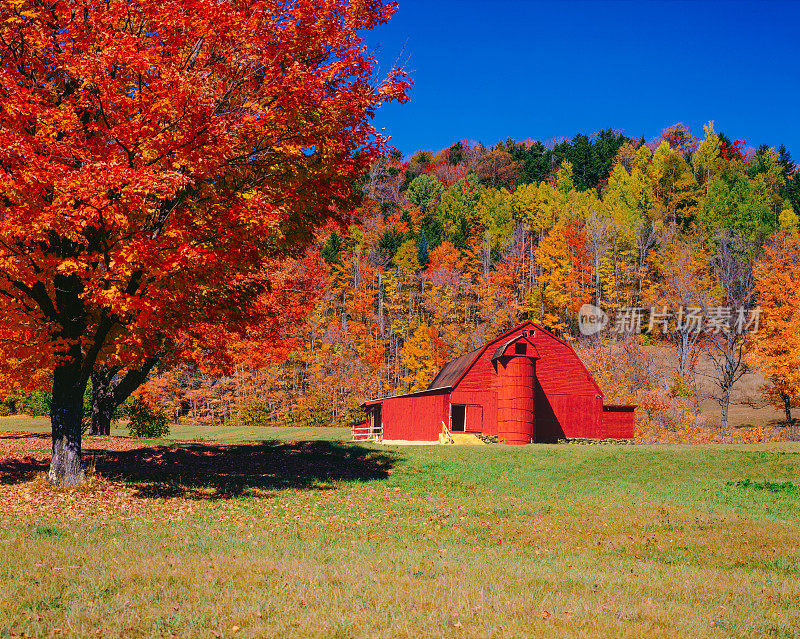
90;358;160;436
720;389;730;431
90;367;117;436
49;362;86;487
783;392;793;427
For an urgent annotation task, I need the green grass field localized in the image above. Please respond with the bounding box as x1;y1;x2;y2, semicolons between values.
1;421;799;638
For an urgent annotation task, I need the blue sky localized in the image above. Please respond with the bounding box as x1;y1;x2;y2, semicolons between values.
366;0;800;158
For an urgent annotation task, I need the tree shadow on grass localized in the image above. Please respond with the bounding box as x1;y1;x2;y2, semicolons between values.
0;433;50;485
0;459;45;485
0;440;399;498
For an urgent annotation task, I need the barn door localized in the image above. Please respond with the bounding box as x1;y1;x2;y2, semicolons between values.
451;405;466;431
465;405;483;433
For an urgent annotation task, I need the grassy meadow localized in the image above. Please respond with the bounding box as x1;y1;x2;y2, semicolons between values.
1;422;799;638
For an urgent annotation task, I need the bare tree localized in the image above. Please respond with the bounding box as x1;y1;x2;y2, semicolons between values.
704;231;756;430
584;207;610;306
644;231;714;378
635;219;658;299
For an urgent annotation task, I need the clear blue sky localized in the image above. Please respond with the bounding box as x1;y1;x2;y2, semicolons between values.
366;0;800;159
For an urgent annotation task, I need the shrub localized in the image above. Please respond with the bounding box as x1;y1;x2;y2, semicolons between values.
126;396;170;438
18;391;52;417
669;373;694;398
235;399;272;426
278;395;332;428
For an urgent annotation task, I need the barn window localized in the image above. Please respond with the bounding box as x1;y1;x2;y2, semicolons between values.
451;405;466;431
514;341;527;355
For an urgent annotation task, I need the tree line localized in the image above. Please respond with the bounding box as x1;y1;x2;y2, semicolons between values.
135;123;800;436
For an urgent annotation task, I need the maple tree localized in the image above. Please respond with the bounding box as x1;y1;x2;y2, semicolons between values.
474;149;522;190
0;90;795;450
661;123;698;157
529;222;592;333
753;232;800;425
400;325;440;392
0;0;408;485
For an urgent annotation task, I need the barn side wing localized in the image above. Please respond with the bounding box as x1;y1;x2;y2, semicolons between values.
382;391;450;442
601;405;636;438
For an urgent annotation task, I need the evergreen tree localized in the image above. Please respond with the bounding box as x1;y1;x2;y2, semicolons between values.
516;141;552;185
378;227;407;261
321;231;343;265
777;144;800;215
593;129;628;188
778;144;795;178
569;133;597;191
446;141;464;165
420;216;445;252
417;232;430;269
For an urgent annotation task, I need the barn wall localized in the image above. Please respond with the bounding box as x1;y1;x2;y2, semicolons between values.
534;385;563;442
352;420;369;441
454;347;500;392
526;326;603;440
465;405;484;433
535;389;602;440
541;394;603;438
451;345;502;436
601;405;636;438
382;391;450;441
449;389;497;435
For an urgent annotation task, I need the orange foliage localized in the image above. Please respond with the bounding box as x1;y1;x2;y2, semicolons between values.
428;241;462;272
753;232;800;422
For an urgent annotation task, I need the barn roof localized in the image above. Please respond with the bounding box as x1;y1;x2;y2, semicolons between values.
363;320;604;407
362;386;450;407
426;347;482;391
427;325;542;392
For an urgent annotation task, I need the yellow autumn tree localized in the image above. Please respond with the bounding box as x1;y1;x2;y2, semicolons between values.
400;325;440;392
394;239;421;273
511;182;564;236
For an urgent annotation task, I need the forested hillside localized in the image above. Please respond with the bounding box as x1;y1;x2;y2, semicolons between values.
95;124;800;439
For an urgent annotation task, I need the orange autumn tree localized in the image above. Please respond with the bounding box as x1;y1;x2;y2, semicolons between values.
753;232;800;426
0;0;409;485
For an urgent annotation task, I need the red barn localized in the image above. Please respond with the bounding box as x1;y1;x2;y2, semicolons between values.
355;321;635;444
